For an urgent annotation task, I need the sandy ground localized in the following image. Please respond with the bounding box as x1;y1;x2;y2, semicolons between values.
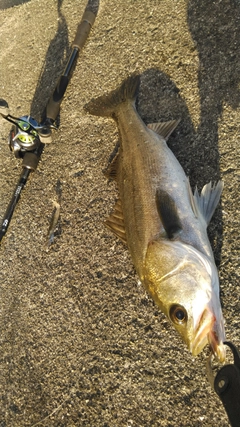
0;0;240;426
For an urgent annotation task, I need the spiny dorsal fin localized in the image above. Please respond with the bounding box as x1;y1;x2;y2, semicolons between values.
156;188;182;240
193;181;224;226
187;177;198;218
147;119;180;141
104;198;127;243
104;151;120;181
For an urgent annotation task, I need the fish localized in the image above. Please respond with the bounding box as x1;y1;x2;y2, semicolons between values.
84;74;226;362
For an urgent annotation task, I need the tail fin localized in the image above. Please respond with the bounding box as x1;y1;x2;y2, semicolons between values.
84;74;140;118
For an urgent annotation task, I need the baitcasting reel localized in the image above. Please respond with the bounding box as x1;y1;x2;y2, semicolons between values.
0;99;53;159
9;115;43;158
8;115;53;158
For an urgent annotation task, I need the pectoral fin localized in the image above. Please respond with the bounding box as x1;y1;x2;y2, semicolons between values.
156;189;182;240
147;119;180;141
105;198;127;243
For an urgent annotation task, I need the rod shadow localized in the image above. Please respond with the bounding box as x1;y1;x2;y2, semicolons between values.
30;0;71;122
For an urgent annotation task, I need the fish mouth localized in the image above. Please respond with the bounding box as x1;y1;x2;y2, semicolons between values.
208;329;226;363
190;308;226;362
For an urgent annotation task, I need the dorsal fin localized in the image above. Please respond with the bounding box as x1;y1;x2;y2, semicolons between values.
187;177;198;218
104;198;127;243
147;119;180;141
156;188;182;240
193;181;224;226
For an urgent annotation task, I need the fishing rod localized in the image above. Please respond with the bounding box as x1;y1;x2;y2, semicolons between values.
0;0;99;243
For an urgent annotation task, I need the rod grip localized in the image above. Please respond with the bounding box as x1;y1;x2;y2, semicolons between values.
46;75;69;121
72;11;96;49
22;151;41;171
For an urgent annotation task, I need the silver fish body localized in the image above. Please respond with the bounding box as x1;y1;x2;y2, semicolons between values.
85;75;226;362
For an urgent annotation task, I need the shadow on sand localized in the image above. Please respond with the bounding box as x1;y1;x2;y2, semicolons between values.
138;0;240;266
0;0;31;9
30;0;71;122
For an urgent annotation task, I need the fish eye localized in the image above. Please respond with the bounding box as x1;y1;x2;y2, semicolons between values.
170;304;188;325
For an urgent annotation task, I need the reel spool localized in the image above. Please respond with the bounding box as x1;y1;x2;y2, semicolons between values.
8;115;52;158
9;116;40;158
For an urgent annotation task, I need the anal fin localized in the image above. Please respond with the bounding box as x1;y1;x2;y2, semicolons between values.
104;145;120;181
105;198;127;243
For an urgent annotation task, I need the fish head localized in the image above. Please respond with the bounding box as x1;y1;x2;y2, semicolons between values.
143;239;226;362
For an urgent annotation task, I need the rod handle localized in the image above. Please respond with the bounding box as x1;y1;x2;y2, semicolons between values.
45;75;69;122
72;10;96;49
22;151;41;171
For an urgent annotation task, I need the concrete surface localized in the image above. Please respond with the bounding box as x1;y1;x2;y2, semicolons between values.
0;0;239;426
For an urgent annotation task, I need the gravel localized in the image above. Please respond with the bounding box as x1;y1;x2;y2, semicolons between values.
0;1;239;426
